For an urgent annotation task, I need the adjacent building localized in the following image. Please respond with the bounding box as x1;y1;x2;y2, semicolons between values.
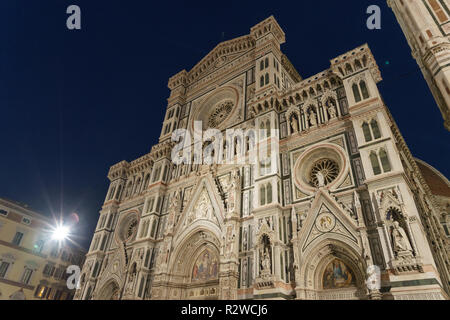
75;16;449;300
388;0;450;130
0;198;85;300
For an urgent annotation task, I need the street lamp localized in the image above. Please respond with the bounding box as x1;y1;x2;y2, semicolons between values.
52;225;70;241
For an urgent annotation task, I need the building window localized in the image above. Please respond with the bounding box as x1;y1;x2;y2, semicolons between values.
0;261;10;278
362;122;372;142
360;81;370;99
260;60;264;71
265;73;269;85
352;83;361;103
107;186;115;200
379;149;392;173
21;217;31;225
35;285;46;298
362;119;382;143
12;232;24;246
21;267;33;284
50;246;59;257
259;183;273;206
33;240;45;254
259;185;266;206
370;149;392;175
260;76;264;87
370;152;382;175
43;263;54;277
265;57;269;68
370;119;381;139
151;220;157;238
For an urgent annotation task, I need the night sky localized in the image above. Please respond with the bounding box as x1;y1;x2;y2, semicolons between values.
1;1;449;249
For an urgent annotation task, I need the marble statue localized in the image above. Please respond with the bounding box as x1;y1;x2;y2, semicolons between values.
391;221;413;254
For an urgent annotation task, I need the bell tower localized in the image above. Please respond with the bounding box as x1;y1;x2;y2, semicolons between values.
388;0;450;130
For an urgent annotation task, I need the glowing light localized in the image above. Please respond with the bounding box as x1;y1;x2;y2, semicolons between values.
52;225;70;241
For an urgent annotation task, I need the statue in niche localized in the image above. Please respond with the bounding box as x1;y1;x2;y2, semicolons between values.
327;105;337;119
259;234;272;277
309;110;317;127
242;259;248;284
226;169;240;213
261;248;271;274
290;115;299;133
327;99;337;119
316;171;325;187
243;229;248;251
126;263;137;295
391;221;413;254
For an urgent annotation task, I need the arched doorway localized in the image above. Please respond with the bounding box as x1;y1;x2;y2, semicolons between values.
167;229;221;300
297;240;367;300
188;247;220;300
316;256;363;300
97;280;120;300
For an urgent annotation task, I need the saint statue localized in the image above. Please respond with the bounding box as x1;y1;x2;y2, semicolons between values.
227;169;240;213
261;248;271;274
242;259;248;284
391;221;413;254
328;105;337;119
316;171;325;187
290;116;299;133
243;229;248;251
309;111;317;126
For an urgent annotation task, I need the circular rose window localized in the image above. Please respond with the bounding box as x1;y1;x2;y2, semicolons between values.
125;219;137;241
191;86;239;132
116;213;139;243
293;143;349;195
309;159;340;187
207;100;234;128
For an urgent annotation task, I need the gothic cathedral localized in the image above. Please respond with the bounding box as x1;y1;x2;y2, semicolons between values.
75;17;450;300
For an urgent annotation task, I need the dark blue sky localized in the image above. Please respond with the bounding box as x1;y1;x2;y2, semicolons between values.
1;1;449;249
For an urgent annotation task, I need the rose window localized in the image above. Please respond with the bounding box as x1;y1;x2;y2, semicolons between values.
207;101;234;128
126;219;137;240
309;159;339;187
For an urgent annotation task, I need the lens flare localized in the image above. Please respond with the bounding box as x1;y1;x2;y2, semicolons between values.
52;225;70;240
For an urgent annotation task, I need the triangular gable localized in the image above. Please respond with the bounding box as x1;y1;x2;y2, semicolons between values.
174;175;225;239
177;35;256;85
298;190;359;253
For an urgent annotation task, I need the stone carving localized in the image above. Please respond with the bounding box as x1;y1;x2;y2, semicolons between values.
242;258;248;285
316;172;325;187
226;169;240;213
391;221;413;255
243;228;248;251
260;248;271;275
290;116;299;133
309;111;317;127
167;189;182;232
328;104;337;119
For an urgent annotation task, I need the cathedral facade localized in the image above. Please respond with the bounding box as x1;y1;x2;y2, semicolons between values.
75;16;450;300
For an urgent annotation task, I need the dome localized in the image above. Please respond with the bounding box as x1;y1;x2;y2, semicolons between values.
415;158;450;198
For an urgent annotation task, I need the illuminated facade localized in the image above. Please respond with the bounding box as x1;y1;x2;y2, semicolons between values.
0;198;85;300
76;16;449;300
